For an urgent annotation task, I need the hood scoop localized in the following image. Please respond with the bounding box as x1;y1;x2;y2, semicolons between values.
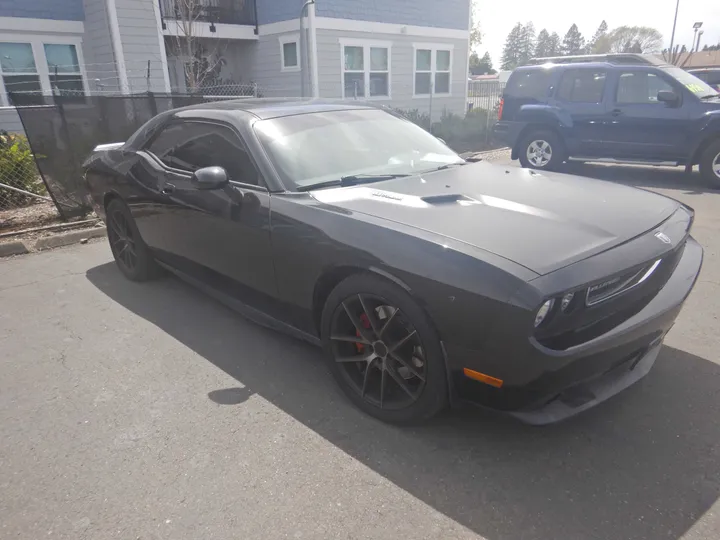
421;193;478;205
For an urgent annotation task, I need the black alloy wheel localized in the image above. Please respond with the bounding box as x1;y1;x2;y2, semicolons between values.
322;274;447;423
107;205;138;274
106;198;163;282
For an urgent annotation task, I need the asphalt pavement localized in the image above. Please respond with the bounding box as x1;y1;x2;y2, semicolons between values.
1;156;719;540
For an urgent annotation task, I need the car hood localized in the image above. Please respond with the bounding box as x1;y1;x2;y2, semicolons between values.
308;163;680;275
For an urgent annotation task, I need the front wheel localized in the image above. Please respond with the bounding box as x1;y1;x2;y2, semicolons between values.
699;139;720;188
518;130;565;171
321;274;448;424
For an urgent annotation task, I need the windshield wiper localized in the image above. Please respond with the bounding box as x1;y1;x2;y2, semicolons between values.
699;94;719;100
297;173;410;191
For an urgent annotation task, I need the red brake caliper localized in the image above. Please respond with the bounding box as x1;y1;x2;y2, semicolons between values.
356;313;371;353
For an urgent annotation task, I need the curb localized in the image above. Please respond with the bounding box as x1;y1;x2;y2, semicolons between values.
0;240;29;257
34;227;107;251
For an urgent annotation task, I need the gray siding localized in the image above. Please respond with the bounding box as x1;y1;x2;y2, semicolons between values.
82;0;120;93
0;0;84;21
317;0;469;31
114;0;167;92
249;32;303;98
0;107;24;134
256;0;302;25
315;29;468;119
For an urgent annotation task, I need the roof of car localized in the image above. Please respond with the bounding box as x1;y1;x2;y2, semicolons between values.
520;53;670;71
174;98;379;120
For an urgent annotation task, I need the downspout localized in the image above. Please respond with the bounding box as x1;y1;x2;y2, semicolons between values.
299;0;315;98
106;0;129;94
307;1;319;98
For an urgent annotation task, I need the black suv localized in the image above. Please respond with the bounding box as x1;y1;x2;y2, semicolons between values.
493;54;720;185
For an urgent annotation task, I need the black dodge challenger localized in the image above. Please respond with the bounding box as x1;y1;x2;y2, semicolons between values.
83;99;703;425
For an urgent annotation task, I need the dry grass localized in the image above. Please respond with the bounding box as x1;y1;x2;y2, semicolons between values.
0;201;62;234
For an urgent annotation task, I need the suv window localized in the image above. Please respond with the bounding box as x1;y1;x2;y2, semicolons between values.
556;69;606;103
505;70;550;100
616;71;675;104
148;122;259;186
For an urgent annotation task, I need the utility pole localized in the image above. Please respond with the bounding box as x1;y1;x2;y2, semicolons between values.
668;0;680;56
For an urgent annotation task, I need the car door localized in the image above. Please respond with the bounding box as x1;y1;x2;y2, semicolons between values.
549;68;609;157
602;68;692;161
137;120;277;306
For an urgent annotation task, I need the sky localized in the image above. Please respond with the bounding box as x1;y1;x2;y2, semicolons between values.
478;0;720;68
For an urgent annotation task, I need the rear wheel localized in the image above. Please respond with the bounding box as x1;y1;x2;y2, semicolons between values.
518;130;565;171
106;198;163;282
321;274;447;424
699;139;720;188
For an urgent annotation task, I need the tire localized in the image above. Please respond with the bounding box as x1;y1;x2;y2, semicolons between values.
517;129;565;171
320;273;448;424
106;198;164;282
699;139;720;188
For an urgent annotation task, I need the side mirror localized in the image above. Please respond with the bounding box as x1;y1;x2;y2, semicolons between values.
657;90;679;105
192;166;228;190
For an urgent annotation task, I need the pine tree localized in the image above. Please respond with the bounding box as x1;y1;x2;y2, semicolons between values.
517;22;537;66
501;23;524;70
535;29;552;58
469;51;496;75
548;32;562;56
588;20;609;53
561;24;586;55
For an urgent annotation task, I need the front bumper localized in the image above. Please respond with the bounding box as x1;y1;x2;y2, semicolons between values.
446;236;703;423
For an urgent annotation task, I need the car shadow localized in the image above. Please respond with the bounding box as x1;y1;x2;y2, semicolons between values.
86;263;720;540
562;162;714;195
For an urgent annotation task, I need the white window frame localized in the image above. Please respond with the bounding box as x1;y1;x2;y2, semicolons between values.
0;33;88;107
279;33;300;73
339;38;392;100
412;43;454;98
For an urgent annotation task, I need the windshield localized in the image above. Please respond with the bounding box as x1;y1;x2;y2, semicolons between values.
662;67;719;97
253;109;464;190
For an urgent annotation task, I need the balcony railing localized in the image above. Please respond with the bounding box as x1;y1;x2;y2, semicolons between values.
159;0;256;27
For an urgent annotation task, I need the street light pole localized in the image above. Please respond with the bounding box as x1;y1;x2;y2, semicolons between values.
668;0;680;56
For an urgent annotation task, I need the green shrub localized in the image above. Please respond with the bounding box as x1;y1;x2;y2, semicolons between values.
391;108;431;129
0;131;46;209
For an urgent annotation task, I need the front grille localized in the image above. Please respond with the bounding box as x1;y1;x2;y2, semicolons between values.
536;240;686;350
585;259;661;306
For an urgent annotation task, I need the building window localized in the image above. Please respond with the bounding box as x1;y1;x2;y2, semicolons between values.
341;40;390;99
44;44;84;96
0;42;42;105
279;35;300;72
414;45;453;96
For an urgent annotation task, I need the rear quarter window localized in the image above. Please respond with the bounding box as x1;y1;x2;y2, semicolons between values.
505;70;551;100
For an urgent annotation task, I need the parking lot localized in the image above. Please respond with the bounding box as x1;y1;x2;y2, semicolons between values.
1;157;719;540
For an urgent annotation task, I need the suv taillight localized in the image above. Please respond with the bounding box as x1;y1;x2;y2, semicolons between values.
497;98;504;121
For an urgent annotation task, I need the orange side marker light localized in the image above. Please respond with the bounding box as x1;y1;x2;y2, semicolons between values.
463;368;503;388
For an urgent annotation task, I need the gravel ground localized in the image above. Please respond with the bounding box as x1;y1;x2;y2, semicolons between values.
1;159;719;540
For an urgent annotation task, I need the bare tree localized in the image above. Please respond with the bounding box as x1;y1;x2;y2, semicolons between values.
605;26;663;54
164;0;242;92
662;44;692;68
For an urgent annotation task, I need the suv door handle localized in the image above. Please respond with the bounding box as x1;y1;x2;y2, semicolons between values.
611;109;623;117
161;183;175;194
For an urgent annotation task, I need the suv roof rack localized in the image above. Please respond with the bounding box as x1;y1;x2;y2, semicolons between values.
528;53;667;66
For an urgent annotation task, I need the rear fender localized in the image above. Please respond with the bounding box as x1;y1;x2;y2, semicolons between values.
689;113;720;165
510;106;567;160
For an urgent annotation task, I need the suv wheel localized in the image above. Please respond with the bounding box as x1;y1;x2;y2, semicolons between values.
699;139;720;188
518;130;564;171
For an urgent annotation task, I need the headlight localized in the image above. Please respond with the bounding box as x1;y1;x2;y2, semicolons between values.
534;299;554;327
560;292;574;312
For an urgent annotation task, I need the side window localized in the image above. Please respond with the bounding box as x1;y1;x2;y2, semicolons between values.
147;123;260;186
556;70;606;103
616;71;675;104
505;70;550;100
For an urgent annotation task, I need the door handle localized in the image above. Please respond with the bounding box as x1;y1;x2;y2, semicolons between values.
611;109;623;117
161;183;175;194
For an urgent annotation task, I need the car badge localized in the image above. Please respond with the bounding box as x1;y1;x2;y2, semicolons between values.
654;232;671;244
